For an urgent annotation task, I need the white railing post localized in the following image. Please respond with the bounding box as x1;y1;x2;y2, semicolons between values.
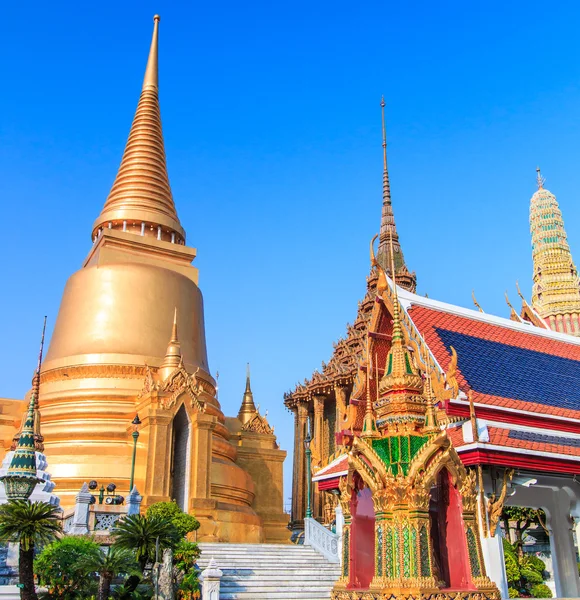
201;557;222;599
304;517;340;563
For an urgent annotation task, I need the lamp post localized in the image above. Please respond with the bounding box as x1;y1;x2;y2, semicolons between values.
129;414;141;491
304;428;312;519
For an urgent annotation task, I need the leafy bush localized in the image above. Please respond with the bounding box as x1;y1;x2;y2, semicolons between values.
503;537;516;556
530;583;552;598
146;501;200;538
520;567;544;585
505;551;520;584
174;540;201;600
508;588;519;598
521;555;546;575
35;536;101;599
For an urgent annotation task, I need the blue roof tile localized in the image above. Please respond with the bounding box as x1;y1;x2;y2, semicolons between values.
435;327;580;411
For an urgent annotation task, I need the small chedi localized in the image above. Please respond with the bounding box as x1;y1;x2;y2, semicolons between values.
0;16;287;544
328;240;499;600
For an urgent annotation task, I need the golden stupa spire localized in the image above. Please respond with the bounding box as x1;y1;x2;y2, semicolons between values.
238;363;258;425
530;168;580;335
92;15;185;243
376;97;416;293
159;308;182;379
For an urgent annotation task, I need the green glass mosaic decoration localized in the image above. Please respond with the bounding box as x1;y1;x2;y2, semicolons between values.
372;435;428;476
343;528;350;578
410;526;418;577
385;526;394;578
393;527;400;578
466;525;481;577
419;524;431;577
403;524;411;578
376;525;383;577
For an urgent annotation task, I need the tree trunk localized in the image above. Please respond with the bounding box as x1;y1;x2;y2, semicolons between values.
98;574;112;600
515;525;524;559
18;544;38;600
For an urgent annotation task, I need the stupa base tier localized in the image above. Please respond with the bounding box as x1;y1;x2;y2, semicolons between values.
331;589;501;600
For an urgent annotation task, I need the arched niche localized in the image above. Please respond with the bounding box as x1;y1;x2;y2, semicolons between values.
170;403;191;511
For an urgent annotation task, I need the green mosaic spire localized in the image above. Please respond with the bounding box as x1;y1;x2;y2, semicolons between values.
0;318;46;500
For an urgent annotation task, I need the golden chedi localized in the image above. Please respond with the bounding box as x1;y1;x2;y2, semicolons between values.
1;15;289;543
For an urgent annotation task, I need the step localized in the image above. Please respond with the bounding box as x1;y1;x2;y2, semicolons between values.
197;542;339;600
218;573;339;580
220;590;330;600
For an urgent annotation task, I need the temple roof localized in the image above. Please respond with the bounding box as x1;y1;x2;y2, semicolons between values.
400;290;580;422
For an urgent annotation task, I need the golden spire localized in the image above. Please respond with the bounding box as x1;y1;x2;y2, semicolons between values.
238;363;258;425
379;235;423;397
422;347;439;434
376;97;416;293
361;337;378;437
159;308;181;379
92;15;185;242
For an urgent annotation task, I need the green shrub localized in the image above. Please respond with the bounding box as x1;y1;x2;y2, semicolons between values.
174;540;201;599
508;588;519;598
505;551;520;584
146;501;200;538
503;537;516;556
35;536;101;599
522;555;546;574
520;567;543;585
530;583;552;598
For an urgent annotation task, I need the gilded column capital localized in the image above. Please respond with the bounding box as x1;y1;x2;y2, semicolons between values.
297;401;309;420
313;394;325;414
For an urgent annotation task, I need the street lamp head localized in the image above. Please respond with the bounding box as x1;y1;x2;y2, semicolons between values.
132;414;141;426
304;431;312;450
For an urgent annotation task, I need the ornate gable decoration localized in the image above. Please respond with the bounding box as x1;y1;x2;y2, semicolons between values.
161;365;204;411
241;411;274;435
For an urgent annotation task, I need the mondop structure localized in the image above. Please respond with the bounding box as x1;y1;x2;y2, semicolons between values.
0;16;288;544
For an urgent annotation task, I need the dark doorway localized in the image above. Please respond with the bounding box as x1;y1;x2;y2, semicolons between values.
170;404;190;511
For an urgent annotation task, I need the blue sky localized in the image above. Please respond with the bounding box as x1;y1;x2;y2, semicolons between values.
2;1;580;507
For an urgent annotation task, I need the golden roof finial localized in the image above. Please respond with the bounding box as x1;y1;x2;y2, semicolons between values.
381;96;387;173
92;15;185;242
472;290;484;313
388;233;403;344
143;15;160;91
238;363;258;424
536;166;545;190
361;336;378;437
422;347;439;434
468;390;479;442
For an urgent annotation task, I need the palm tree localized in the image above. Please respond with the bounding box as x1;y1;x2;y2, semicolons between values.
82;546;139;600
112;514;179;571
0;500;61;600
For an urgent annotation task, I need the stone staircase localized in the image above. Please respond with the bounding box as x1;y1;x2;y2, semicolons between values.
197;543;341;599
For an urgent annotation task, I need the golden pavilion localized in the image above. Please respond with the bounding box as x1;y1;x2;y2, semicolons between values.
0;15;288;544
